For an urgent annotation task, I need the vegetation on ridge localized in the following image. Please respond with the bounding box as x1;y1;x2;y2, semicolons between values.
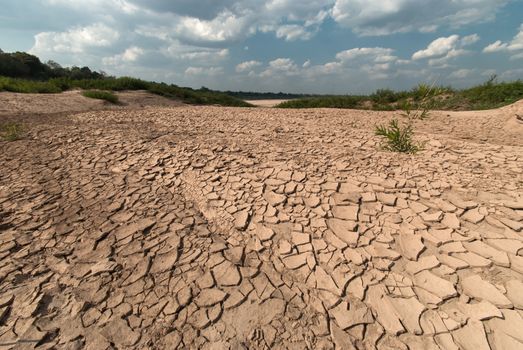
276;79;523;111
0;50;251;107
82;90;119;104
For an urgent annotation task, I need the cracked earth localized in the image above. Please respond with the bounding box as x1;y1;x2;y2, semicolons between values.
1;93;523;349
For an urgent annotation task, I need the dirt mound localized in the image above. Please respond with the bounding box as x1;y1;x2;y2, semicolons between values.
0;90;184;119
0;101;522;349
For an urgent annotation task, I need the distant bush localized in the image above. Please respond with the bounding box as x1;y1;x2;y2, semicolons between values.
277;96;365;109
371;89;400;104
0;76;62;93
276;79;523;111
82;90;119;103
457;78;523;109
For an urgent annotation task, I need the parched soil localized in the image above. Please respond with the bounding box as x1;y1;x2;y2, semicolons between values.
0;92;522;349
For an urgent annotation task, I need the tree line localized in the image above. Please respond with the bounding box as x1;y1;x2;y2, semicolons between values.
0;49;105;80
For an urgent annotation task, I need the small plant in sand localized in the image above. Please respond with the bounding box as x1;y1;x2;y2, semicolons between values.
82;90;119;104
1;122;25;141
375;83;435;153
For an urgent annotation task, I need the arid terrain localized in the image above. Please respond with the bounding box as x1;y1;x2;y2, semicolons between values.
0;91;522;349
244;100;290;108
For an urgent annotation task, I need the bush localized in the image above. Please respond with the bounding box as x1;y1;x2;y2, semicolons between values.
375;119;421;153
0;76;62;93
374;85;433;153
277;96;365;109
371;89;399;104
82;90;119;103
0;122;25;141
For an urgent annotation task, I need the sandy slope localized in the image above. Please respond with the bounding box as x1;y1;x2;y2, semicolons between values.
245;99;290;107
0;92;522;349
0;90;183;119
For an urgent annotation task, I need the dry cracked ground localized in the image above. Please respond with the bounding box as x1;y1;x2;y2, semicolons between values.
1;92;523;349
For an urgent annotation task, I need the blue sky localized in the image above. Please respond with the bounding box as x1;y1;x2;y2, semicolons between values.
1;0;523;93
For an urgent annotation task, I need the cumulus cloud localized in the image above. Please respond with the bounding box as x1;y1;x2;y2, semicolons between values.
45;0;140;14
181;49;229;61
412;34;477;67
260;58;300;77
185;66;224;76
336;47;397;63
412;35;460;60
103;46;144;65
31;23;119;55
483;24;523;52
275;25;314;41
331;0;508;36
175;11;250;44
128;0;236;20
461;34;480;46
236;60;262;73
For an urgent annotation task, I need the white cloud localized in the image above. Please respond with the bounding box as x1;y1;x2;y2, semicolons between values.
413;35;460;60
275;25;314;41
260;58;300;77
185;66;224;76
103;46;144;65
121;46;144;61
176;11;250;44
31;23;119;55
179;49;229;61
461;34;480;46
336;47;397;63
128;0;331;45
449;68;474;79
483;24;523;53
163;41;229;65
269;58;298;71
483;40;508;53
412;34;476;67
331;0;508;36
236;60;262;73
302;47;401;81
45;0;139;14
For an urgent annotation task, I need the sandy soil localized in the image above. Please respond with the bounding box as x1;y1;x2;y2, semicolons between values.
0;90;184;120
245;99;290;107
0;92;523;349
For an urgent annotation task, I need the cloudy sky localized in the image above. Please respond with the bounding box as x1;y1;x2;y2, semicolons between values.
1;0;523;93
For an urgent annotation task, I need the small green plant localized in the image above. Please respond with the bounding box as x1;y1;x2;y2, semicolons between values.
82;90;119;103
374;83;435;153
375;119;421;153
1;122;25;141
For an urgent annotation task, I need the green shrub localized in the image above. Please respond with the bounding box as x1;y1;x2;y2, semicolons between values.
0;122;25;141
82;90;119;103
0;76;62;93
277;96;365;109
374;85;434;153
375;119;421;153
371;89;399;104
